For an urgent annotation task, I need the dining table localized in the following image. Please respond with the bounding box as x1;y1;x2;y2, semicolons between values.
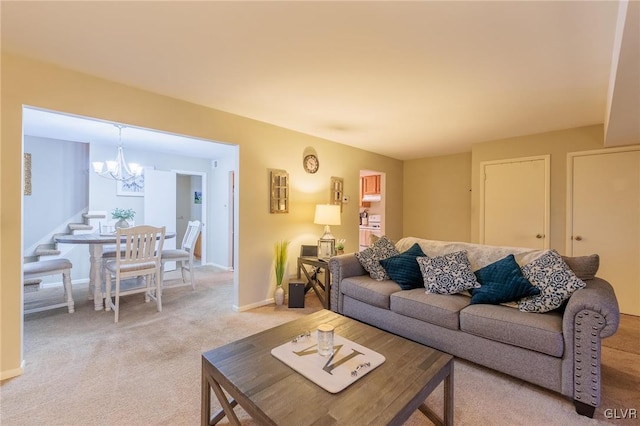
54;230;176;310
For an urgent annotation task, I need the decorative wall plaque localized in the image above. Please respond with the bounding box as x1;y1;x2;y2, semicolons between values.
330;176;343;212
270;169;289;213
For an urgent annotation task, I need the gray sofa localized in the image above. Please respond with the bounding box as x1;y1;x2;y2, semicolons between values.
328;237;620;418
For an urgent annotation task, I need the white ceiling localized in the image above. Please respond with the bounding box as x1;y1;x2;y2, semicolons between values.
3;1;638;160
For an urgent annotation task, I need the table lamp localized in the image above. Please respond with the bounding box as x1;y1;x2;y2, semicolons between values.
314;204;341;260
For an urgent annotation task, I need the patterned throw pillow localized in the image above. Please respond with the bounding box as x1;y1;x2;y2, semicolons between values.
470;254;540;305
418;250;481;294
518;249;587;313
379;243;426;290
354;236;400;281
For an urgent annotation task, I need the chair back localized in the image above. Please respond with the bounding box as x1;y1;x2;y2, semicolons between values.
115;225;166;270
181;220;202;253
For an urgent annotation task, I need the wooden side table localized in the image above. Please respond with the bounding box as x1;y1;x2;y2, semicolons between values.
297;256;331;309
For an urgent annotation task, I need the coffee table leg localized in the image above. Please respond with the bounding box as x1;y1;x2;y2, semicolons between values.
202;371;211;426
417;361;454;426
443;363;453;426
209;378;241;426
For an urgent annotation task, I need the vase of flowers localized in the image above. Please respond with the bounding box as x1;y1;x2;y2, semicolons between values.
274;239;290;306
336;239;346;255
112;208;136;229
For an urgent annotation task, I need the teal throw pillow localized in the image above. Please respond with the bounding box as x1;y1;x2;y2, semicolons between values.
470;254;540;305
379;243;426;290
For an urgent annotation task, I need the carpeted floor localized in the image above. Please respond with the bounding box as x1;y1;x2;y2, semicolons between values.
2;266;638;425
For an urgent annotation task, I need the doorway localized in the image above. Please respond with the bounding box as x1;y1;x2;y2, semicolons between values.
176;170;206;267
21;106;238;329
359;170;386;251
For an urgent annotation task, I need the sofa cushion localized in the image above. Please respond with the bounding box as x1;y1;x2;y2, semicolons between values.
519;250;586;313
562;254;599;281
460;304;564;357
418;250;481;294
391;289;470;330
354;236;400;281
379;243;426;290
340;276;400;309
470;254;540;305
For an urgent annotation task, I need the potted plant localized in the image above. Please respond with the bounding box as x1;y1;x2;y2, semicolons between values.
336;239;346;255
274;239;290;305
111;208;136;229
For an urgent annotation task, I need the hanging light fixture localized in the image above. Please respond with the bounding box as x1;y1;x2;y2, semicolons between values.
92;124;142;182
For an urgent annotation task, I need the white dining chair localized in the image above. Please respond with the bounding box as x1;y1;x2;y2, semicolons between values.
161;220;202;290
103;225;165;323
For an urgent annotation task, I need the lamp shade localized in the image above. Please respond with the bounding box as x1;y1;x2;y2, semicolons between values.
314;204;341;226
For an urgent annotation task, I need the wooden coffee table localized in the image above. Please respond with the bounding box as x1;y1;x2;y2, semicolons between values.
201;310;453;426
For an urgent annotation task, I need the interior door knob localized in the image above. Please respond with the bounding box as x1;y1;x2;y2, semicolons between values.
536;234;544;239
574;236;583;241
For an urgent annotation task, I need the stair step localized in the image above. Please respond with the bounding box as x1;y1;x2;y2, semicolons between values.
35;244;61;256
69;223;93;231
23;255;40;263
83;212;107;219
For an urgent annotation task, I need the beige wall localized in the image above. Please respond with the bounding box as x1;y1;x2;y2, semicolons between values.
470;125;605;249
0;54;403;378
403;153;471;242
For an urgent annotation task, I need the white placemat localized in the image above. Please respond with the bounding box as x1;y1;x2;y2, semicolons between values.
271;334;385;393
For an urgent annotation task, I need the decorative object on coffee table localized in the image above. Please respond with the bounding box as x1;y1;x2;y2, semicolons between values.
271;330;386;393
336;239;345;255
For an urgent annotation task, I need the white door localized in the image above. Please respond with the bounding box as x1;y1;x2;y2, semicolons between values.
569;148;640;316
144;168;177;270
480;156;550;249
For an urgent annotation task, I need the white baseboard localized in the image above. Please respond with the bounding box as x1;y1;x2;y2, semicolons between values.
0;361;25;380
234;298;274;312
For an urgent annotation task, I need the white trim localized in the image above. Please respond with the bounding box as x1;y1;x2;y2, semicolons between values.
233;299;273;312
479;155;550;249
0;362;25;380
565;145;640;255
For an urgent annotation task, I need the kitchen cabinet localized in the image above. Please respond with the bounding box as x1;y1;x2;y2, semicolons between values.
362;175;381;195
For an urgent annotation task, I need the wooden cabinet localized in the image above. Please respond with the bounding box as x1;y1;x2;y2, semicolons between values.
362;175;381;195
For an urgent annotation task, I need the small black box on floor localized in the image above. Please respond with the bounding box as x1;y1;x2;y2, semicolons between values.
288;281;306;308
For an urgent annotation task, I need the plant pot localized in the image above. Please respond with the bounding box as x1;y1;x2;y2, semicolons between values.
336;249;344;255
274;285;285;306
115;219;130;229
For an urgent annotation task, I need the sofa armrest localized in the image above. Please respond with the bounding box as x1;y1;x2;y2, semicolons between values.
328;253;366;314
562;277;620;415
563;277;620;339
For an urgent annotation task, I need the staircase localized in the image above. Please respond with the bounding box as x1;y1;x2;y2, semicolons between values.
24;212;107;264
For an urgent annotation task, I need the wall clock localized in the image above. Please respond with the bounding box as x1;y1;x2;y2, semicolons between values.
303;154;319;174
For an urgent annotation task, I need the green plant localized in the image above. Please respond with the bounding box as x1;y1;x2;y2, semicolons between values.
274;240;290;287
336;239;346;251
111;208;136;220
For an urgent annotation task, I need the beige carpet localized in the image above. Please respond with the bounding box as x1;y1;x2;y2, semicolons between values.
2;266;638;425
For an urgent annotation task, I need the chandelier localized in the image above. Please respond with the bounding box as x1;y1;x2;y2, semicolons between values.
91;124;142;182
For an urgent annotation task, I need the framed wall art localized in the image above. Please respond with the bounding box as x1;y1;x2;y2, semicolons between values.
116;172;145;197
